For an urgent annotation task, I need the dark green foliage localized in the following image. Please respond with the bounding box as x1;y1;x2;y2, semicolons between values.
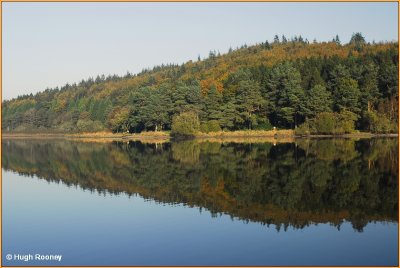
378;60;398;98
204;86;223;122
304;84;332;118
299;110;358;135
253;117;273;130
281;35;287;43
2;36;398;134
335;34;340;45
129;86;171;132
219;101;236;130
273;35;279;44
172;83;202;114
266;62;305;127
359;63;380;111
90;99;112;122
233;70;266;129
350;32;366;52
329;64;361;113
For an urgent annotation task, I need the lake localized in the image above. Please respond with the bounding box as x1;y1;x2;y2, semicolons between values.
2;138;398;266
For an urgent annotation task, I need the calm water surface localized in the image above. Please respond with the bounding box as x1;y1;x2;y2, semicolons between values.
2;138;398;266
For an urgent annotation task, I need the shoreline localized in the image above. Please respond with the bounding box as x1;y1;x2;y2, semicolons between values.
2;130;398;142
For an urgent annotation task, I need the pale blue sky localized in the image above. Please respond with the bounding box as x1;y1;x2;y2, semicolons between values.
2;2;398;100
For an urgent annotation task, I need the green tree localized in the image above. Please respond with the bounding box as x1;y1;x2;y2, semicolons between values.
204;86;223;122
107;106;132;133
134;87;171;131
329;65;361;113
363;111;393;133
358;63;380;112
349;32;366;52
336;110;357;133
313;112;335;134
304;84;332;119
220;101;236;130
201;120;222;133
172;83;202;115
273;35;280;44
235;76;266;129
378;61;398;98
171;111;200;137
335;34;341;45
267;62;306;128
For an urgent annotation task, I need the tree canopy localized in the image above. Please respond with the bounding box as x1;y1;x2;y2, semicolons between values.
2;34;398;134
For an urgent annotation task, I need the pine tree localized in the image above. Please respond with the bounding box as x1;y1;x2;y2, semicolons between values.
234;72;266;129
273;35;280;44
205;86;223;122
304;85;333;119
267;62;306;127
329;65;361;113
335;34;340;45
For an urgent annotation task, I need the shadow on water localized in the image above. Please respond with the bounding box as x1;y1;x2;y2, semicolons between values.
2;137;398;232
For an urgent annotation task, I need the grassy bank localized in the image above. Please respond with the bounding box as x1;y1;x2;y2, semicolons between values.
2;131;170;143
194;129;294;138
2;129;293;139
68;131;170;143
2;129;397;143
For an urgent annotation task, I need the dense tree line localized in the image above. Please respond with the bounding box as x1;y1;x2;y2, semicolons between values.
2;33;398;134
2;138;398;231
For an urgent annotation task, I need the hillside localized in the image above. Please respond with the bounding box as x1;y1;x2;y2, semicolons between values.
2;34;399;134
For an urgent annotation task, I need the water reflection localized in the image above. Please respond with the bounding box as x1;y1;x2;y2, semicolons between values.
2;138;398;232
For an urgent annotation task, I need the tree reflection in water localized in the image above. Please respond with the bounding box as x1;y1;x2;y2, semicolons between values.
2;138;398;232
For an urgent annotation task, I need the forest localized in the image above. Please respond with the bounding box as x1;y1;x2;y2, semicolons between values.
2;33;398;135
2;138;398;231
